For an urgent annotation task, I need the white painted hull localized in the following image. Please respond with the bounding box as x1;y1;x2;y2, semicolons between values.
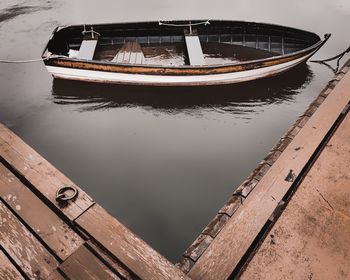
46;52;312;86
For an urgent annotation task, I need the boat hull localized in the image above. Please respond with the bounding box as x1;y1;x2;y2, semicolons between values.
46;50;316;86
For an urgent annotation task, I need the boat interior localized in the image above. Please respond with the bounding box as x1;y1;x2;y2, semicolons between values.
46;20;321;67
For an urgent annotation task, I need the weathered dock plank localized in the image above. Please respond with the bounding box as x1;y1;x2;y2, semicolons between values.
0;124;94;221
87;240;137;280
240;109;350;280
59;245;120;280
0;250;24;280
184;234;214;262
188;67;350;279
47;270;65;280
0;201;59;278
76;204;190;280
0;162;84;260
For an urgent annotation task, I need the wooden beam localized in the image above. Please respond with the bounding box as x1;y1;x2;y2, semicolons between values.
240;109;350;280
47;270;65;280
0;124;94;221
75;204;190;280
188;70;350;279
0;163;84;260
0;250;24;280
0;201;59;278
59;245;120;280
87;240;136;280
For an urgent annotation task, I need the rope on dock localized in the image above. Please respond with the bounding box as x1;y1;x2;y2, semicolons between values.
311;46;350;72
0;54;66;63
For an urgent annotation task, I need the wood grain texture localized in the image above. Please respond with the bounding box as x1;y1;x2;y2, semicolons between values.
0;124;94;220
0;163;84;260
240;112;350;280
76;204;190;280
87;241;137;280
0;250;24;280
59;245;120;280
0;201;59;278
113;41;145;64
188;68;350;279
46;270;65;280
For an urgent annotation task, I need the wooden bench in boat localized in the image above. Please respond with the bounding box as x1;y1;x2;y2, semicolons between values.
112;41;145;64
184;29;205;66
77;39;98;60
77;34;99;60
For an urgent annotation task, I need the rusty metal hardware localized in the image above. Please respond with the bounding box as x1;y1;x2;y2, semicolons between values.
56;186;78;207
285;169;296;182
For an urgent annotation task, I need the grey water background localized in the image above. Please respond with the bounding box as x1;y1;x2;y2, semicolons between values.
0;0;349;262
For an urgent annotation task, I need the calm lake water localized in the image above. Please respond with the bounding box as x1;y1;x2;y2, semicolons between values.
0;0;349;262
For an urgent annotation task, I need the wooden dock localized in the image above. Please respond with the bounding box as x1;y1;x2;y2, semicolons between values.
0;124;189;279
177;59;350;279
1;59;350;279
240;92;350;279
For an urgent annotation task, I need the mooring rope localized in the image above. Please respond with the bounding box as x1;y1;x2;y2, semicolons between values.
0;54;67;64
311;46;350;63
311;46;350;72
158;20;210;27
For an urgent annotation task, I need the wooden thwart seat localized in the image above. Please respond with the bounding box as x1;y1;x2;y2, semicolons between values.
185;35;205;66
77;38;99;60
112;41;145;64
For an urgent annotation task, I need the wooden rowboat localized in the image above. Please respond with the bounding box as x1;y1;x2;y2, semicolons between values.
42;20;330;86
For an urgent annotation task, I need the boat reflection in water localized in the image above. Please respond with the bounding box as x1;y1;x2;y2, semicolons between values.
52;63;313;115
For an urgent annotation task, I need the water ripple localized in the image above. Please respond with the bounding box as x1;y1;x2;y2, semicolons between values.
0;3;52;24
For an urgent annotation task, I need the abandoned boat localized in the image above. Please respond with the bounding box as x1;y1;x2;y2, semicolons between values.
42;20;330;86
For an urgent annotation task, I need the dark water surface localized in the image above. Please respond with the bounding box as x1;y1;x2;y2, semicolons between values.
0;0;349;262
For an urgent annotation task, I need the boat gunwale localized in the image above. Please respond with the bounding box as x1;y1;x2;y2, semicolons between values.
52;19;321;40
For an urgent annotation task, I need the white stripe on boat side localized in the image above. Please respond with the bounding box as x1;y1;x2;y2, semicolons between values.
46;52;313;86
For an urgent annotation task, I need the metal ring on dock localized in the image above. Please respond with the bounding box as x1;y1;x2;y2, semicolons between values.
56;186;78;205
